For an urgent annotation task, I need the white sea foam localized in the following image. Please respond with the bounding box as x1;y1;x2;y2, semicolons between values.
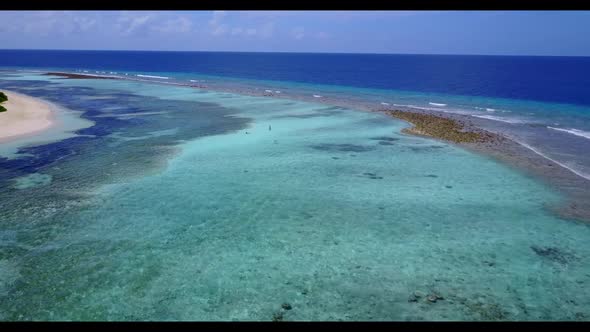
547;127;590;140
136;74;169;79
475;106;511;113
265;90;272;93
275;91;281;94
380;102;390;106
396;104;448;112
313;95;322;98
517;141;590;181
125;77;183;86
471;115;525;124
428;102;447;107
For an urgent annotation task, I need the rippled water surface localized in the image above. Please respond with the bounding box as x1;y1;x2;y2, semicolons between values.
1;73;589;321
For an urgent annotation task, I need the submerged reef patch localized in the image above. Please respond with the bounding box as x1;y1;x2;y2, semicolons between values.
13;173;52;190
362;172;383;180
370;136;400;142
309;143;375;153
273;107;343;119
408;145;446;153
531;246;577;265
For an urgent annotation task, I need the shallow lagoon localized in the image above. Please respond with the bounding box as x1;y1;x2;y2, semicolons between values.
0;74;589;321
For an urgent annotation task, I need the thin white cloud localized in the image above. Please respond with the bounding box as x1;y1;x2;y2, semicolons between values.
0;11;102;37
22;11;64;36
231;27;244;35
208;11;274;39
73;16;97;31
258;22;274;39
291;27;305;40
116;13;153;36
152;16;193;34
0;10;465;53
212;25;228;36
209;11;226;25
237;10;428;21
209;10;228;35
316;31;330;39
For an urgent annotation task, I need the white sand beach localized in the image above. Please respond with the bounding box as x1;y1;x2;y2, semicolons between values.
0;90;55;143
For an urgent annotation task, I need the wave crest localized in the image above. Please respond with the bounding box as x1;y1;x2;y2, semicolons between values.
547;127;590;140
471;115;526;124
136;74;169;79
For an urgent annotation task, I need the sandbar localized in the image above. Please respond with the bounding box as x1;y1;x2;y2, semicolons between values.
0;90;55;143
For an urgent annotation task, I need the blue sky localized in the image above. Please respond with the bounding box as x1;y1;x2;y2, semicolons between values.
0;11;589;56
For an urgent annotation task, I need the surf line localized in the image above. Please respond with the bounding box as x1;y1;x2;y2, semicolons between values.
517;141;590;181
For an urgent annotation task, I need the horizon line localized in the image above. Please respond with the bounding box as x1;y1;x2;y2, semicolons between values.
1;48;589;58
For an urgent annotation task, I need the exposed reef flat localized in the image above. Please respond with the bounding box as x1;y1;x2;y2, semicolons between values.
384;110;498;144
381;108;590;223
43;72;119;80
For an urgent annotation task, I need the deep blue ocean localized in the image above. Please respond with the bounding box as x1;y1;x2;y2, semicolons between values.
1;49;590;107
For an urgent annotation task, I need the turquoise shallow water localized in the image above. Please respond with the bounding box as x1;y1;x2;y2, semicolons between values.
1;74;590;320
